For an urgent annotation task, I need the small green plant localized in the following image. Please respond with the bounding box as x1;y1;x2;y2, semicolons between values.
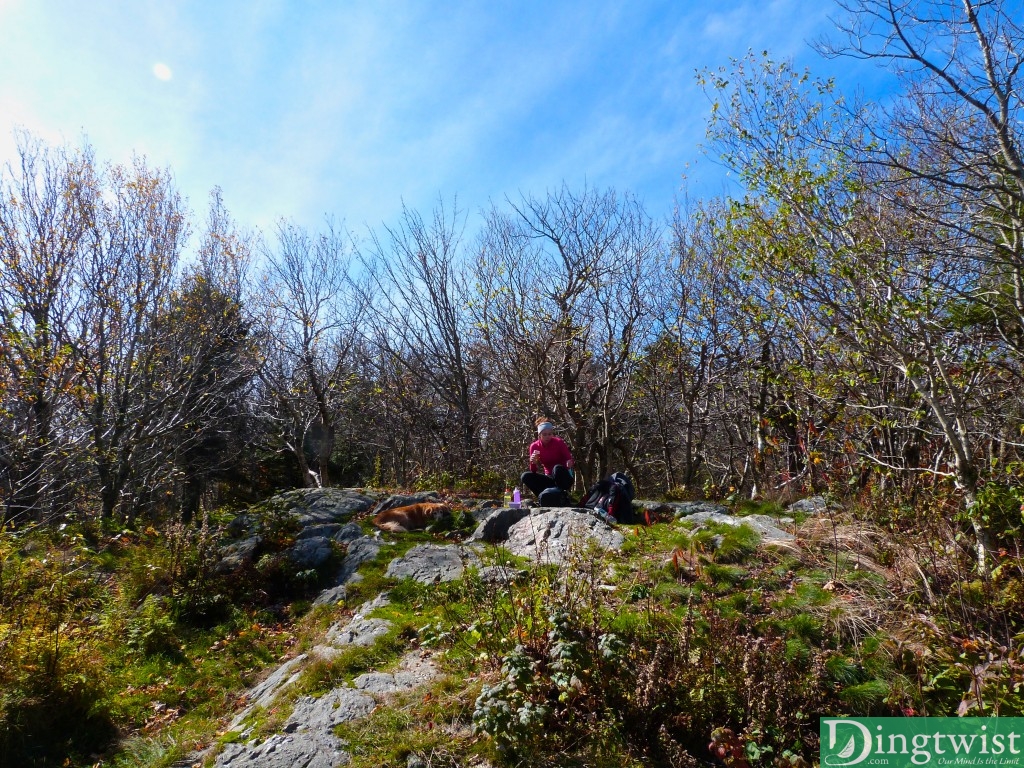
473;643;549;755
126;595;182;657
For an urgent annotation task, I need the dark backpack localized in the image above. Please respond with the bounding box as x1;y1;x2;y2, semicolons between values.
538;486;573;508
582;472;637;524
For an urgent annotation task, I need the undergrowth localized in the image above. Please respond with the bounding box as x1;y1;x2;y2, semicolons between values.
0;507;337;768
2;485;1022;767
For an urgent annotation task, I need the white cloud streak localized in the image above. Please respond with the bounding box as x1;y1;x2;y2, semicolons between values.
0;0;882;240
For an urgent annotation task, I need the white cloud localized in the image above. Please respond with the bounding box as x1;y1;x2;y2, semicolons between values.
153;62;173;81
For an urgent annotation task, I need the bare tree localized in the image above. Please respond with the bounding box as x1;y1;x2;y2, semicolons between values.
0;135;96;523
359;200;483;480
702;50;1022;570
474;185;665;489
821;0;1024;355
73;157;189;521
637;199;788;498
253;220;362;487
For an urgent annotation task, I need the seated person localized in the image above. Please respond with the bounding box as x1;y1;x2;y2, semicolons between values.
520;417;575;499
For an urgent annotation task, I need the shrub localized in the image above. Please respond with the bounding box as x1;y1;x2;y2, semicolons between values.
468;543;834;766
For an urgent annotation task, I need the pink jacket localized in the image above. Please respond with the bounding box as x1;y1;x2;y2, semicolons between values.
528;436;573;475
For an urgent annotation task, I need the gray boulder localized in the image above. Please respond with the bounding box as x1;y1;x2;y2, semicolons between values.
385;544;479;583
338;536;381;579
467;507;531;543
634;500;676;516
320;593;393;651
297;523;343;540
229;654;308;727
312;534;383;607
225;488;377;543
226;513;256;538
472;499;504;517
311;583;349;608
215;728;348;768
325;615;392;648
286;687;376;730
216;535;261;573
352;651;438;694
218;684;376;767
476;564;529;585
504;509;624;563
668;501;730;518
287;536;334;569
332;522;365;543
281;487;379;526
788;495;830;515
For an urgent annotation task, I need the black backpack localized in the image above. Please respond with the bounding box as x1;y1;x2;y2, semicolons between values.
537;486;573;508
582;472;637;523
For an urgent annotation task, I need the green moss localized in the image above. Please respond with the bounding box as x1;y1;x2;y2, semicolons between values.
704;562;748;586
654;580;696;606
825;655;863;685
781;611;823;642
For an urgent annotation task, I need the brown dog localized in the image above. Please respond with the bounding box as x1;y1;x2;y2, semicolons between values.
373;502;452;533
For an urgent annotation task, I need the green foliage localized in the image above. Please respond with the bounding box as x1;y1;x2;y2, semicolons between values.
780;612;822;643
734;499;786;518
705;562;749;586
0;524;116;766
973;482;1023;542
466;468;505;496
0;517;296;768
461;541;835;766
126;595;182;658
838;679;890;715
413;470;456;492
664;485;702;502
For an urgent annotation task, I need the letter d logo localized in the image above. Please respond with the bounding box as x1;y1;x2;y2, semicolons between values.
822;719;872;766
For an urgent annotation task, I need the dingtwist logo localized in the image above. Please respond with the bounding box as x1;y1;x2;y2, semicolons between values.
820;717;1024;767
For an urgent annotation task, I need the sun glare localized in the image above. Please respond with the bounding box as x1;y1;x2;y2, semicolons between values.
152;63;173;81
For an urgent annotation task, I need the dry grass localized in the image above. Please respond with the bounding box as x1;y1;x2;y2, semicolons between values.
764;517;902;645
796;517;890;575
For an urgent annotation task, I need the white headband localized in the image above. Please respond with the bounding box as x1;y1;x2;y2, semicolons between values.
537;422;555;434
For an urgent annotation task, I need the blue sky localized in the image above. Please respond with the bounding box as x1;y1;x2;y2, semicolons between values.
0;0;892;240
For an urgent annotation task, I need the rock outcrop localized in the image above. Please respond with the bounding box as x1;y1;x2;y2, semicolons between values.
216;591;438;768
502;508;625;563
385;543;480;583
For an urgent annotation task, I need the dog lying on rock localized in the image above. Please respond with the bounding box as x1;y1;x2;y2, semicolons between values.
373;502;452;533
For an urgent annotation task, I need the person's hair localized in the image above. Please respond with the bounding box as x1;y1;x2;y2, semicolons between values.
534;416;552;428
